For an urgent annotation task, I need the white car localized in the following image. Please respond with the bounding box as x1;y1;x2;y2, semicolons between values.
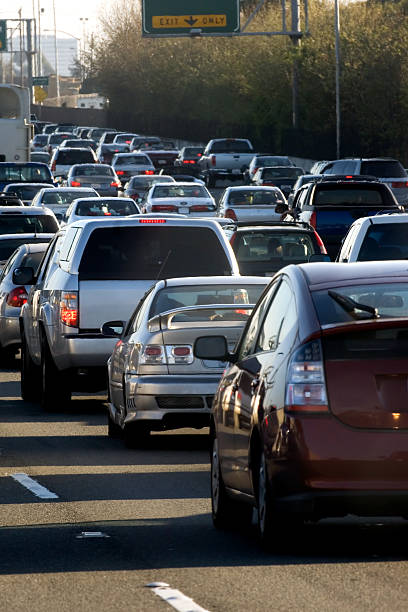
217;186;286;223
31;187;99;223
142;182;217;216
61;196;141;226
111;152;155;185
337;213;408;262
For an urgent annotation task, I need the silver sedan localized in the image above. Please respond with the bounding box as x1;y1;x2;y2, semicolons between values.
65;164;122;197
104;275;270;447
142;182;217;216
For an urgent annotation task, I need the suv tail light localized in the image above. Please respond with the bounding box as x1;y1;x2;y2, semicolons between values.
225;208;238;221
313;230;327;254
6;286;28;307
151;204;177;212
71;180;81;187
285;340;328;413
211;155;216;166
309;211;317;228
51;161;56;172
60;291;79;327
391;181;408;188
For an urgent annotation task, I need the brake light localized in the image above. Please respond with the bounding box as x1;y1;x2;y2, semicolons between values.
71;180;81;187
60;291;78;328
262;182;275;186
140;344;194;365
139;219;166;223
211;155;216;166
144;170;155;175
309;211;317;228
225;208;238;221
166;345;194;364
6;286;28;307
116;170;125;175
230;232;237;246
285;340;328;413
392;181;408;188
151;204;177;212
253;167;258;174
51;161;56;172
140;345;166;364
125;140;131;144
313;230;327;254
110;181;121;187
190;204;215;212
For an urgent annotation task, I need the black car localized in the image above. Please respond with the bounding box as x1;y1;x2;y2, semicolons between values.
231;221;328;276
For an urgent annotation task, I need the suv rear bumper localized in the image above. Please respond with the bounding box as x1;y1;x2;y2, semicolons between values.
55;334;117;369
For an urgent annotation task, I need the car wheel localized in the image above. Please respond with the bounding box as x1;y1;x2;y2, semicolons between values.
40;335;71;411
123;422;150;449
211;436;252;530
21;334;41;402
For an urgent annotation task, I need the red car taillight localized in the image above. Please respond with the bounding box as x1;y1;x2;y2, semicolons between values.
309;211;317;228
211;155;216;166
6;286;28;307
140;344;194;365
151;204;177;212
391;181;408;188
314;230;327;254
116;170;125;175
190;204;215;212
60;291;79;328
262;181;275;186
225;208;238;221
144;170;154;175
110;181;121;187
51;161;56;172
285;340;329;413
71;180;81;187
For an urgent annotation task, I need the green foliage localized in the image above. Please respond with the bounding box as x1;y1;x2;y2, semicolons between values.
87;0;408;162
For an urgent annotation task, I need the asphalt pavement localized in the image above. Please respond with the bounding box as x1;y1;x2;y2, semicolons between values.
1;359;408;612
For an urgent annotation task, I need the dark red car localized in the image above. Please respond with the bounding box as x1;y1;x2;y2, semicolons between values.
194;261;408;546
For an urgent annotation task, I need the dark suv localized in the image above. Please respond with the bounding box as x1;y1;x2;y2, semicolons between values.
283;176;402;259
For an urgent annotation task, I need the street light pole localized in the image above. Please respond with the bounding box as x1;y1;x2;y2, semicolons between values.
334;0;341;159
52;0;60;99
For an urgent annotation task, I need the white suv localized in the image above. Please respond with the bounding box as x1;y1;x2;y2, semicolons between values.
337;213;408;262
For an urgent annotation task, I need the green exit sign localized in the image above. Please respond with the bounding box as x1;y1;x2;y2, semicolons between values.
142;0;240;36
0;20;7;52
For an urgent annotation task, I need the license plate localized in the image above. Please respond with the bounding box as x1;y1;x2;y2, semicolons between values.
91;183;102;188
232;168;241;174
178;207;189;214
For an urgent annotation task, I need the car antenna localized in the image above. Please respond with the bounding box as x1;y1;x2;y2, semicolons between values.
155;249;172;281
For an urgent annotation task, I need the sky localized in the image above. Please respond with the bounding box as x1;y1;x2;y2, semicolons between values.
0;0;120;41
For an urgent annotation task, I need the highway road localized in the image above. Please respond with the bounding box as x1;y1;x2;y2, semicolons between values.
1;359;408;612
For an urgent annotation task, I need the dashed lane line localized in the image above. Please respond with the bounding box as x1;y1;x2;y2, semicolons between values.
10;473;59;500
147;582;210;612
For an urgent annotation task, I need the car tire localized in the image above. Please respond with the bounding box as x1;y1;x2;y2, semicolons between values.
123;422;150;449
20;334;41;402
107;412;122;439
211;436;253;530
0;345;16;367
40;335;71;411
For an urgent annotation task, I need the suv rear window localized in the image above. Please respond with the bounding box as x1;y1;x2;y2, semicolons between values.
313;184;391;206
0;164;51;183
210;140;253;154
79;226;231;280
360;160;406;178
57;150;95;164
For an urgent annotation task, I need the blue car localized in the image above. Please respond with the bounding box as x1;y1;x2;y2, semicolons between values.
0;162;55;191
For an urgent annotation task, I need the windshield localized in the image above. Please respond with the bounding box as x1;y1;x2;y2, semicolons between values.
149;284;266;318
312;283;408;324
152;185;208;198
227;190;283;206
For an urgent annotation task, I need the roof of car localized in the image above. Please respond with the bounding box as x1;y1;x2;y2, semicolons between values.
297;261;408;288
4;183;55;189
225;186;281;192
0;233;54;240
37;187;96;192
236;224;314;233
361;213;408;223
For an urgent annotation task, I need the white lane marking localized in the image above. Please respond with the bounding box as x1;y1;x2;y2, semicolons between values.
146;583;210;612
76;532;110;539
11;473;59;499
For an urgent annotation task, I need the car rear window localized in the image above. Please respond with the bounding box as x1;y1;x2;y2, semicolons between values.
314;185;390;206
262;167;303;179
312;283;408;325
57;150;95;164
233;231;318;262
360;161;406;179
358;223;408;260
73;165;114;177
149;283;266;318
74;200;138;216
256;156;292;166
0;164;51;183
79;226;232;280
0;238;50;261
6;185;44;200
115;156;151;166
228;190;283;205
42;190;95;204
152;185;207;198
210;140;253;153
0;214;58;234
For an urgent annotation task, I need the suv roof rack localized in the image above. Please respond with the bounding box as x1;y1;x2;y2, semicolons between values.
236;220;313;230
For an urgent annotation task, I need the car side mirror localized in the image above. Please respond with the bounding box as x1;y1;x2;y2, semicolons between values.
194;335;235;362
309;254;331;262
101;320;125;337
12;266;35;285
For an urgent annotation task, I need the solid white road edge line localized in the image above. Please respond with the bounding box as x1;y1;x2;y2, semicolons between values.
146;583;210;612
11;472;59;499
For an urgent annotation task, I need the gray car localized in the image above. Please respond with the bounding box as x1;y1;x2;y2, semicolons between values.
104;275;270;447
0;241;51;361
111;152;155;185
65;164;121;196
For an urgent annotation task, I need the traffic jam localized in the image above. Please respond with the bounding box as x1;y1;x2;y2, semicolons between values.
2;120;408;608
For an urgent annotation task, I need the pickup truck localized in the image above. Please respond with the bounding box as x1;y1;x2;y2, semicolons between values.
198;138;255;187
